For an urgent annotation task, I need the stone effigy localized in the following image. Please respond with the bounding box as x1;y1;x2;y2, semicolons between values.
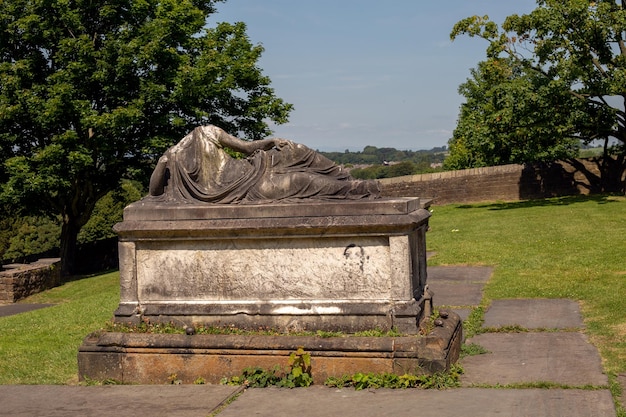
147;125;380;203
79;126;461;384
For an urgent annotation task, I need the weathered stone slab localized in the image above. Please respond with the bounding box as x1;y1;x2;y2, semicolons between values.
217;387;616;417
428;282;484;307
483;299;584;329
0;303;55;317
427;266;493;283
136;236;393;301
461;332;608;386
123;197;427;220
426;266;492;308
0;385;241;417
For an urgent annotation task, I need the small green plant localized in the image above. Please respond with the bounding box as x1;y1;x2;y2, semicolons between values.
419;365;464;389
324;365;463;390
193;377;206;385
314;330;344;338
81;376;124;386
238;367;283;388
353;327;401;337
167;373;182;385
222;347;313;388
482;324;528;333
462;306;485;338
279;347;312;388
106;320;186;334
461;342;489;358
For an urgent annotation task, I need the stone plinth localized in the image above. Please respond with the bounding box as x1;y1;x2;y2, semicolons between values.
78;310;462;385
112;197;430;334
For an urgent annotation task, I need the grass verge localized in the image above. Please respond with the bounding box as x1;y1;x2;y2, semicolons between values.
0;272;119;384
427;194;626;376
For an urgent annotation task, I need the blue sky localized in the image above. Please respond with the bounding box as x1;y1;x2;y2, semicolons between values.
210;0;538;151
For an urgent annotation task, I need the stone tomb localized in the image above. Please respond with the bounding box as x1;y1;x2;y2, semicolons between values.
115;197;429;332
78;197;462;383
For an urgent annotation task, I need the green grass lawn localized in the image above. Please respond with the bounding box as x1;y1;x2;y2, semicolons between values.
427;194;626;376
0;194;624;385
0;272;119;384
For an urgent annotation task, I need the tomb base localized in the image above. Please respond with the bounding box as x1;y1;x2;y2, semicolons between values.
78;310;462;384
78;197;465;383
112;197;431;334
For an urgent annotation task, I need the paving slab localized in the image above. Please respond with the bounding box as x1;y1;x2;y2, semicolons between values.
429;282;484;307
427;266;491;307
461;332;608;386
0;385;242;417
428;266;493;283
217;387;616;417
0;303;55;317
484;299;584;329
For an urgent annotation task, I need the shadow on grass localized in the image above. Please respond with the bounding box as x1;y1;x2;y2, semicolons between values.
455;194;622;211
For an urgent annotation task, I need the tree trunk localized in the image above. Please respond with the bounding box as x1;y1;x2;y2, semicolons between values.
60;215;81;277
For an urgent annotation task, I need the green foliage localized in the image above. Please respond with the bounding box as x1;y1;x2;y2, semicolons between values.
445;57;581;169
0;0;292;274
106;320;185;334
283;347;313;388
105;322;403;338
324;365;463;390
0;180;143;262
350;160;443;180
353;327;402;337
319;146;446;167
193;376;206;385
460;342;489;358
449;1;626;175
1;215;60;261
461;307;485;339
222;347;313;388
77;180;144;244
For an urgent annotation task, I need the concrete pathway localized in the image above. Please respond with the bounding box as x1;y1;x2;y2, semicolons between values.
217;387;615;417
0;385;242;417
0;303;54;317
0;266;620;417
427;265;493;320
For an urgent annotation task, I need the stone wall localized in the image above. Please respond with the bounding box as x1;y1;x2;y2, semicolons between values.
0;258;61;304
379;157;624;205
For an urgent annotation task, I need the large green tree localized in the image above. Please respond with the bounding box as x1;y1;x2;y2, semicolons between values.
445;57;584;169
449;0;626;177
0;0;293;275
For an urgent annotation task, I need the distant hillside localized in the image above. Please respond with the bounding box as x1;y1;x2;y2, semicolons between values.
319;145;447;179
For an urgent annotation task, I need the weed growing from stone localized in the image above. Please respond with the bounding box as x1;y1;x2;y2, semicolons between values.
221;347;313;388
324;364;464;390
460;342;489;358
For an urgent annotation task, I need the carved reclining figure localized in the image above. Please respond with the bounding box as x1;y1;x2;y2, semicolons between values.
149;125;380;203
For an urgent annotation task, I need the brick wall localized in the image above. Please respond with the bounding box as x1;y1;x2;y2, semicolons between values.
379;157;624;205
0;258;61;304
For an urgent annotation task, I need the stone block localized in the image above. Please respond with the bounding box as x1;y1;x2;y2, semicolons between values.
112;198;431;334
